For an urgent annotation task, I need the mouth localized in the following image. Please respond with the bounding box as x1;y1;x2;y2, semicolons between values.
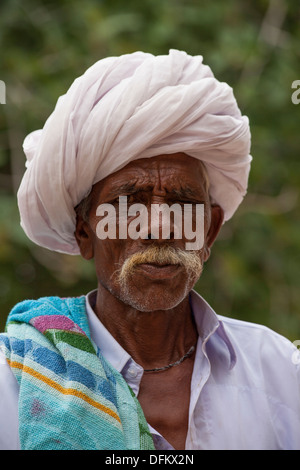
136;263;181;279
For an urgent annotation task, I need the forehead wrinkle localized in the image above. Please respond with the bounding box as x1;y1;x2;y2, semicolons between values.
109;173;207;199
103;156;209;198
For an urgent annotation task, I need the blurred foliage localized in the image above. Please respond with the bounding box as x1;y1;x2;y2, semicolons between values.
0;0;299;339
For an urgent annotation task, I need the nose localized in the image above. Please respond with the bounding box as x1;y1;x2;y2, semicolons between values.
145;231;175;241
146;233;157;240
142;203;179;243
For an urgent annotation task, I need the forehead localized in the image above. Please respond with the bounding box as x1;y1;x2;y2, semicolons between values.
95;153;208;197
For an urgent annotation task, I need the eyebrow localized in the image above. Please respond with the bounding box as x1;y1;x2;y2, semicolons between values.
109;183;203;201
109;183;140;198
169;187;201;200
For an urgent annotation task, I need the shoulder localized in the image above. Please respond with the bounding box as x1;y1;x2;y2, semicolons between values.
219;314;297;357
4;295;89;336
8;295;86;318
218;315;300;399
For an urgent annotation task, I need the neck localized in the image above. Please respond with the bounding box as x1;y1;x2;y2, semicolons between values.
94;284;198;371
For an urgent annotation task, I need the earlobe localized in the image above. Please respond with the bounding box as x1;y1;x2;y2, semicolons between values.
74;217;94;260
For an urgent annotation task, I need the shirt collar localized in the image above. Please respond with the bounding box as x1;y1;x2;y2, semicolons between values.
189;290;237;370
85;289;236;373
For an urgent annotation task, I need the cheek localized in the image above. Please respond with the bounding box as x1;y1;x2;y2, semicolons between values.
181;204;210;251
93;238;128;284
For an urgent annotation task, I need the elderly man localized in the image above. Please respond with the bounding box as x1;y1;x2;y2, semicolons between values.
0;50;299;450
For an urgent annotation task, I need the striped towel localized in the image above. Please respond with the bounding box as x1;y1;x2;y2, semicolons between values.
0;296;154;450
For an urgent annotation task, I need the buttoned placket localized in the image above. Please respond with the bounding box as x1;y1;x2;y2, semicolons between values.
185;329;217;449
121;359;144;396
185;293;228;449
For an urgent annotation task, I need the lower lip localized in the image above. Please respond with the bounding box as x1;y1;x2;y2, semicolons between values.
136;263;181;279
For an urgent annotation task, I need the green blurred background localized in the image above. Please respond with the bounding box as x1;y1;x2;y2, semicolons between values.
0;0;299;340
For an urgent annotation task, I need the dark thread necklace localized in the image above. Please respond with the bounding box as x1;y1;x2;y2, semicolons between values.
143;343;196;373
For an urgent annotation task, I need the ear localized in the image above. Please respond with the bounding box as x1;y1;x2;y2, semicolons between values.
203;205;224;262
74;216;95;260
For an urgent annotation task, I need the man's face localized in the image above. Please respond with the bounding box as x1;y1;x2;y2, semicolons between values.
75;153;223;311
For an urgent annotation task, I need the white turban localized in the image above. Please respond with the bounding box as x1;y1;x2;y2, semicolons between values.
18;49;252;255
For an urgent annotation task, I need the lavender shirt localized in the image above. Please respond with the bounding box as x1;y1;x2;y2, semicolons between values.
1;290;300;450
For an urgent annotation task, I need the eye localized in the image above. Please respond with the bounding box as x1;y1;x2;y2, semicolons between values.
179;199;194;204
108;197;120;206
173;199;199;206
127;194;137;204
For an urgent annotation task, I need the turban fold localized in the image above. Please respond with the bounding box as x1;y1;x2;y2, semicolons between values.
18;49;252;255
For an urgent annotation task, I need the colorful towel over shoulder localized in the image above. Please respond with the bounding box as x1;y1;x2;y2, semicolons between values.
0;296;154;450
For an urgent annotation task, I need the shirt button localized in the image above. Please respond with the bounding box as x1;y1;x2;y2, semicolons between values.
127;367;138;378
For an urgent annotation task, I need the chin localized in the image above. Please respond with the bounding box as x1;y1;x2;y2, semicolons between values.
118;283;193;312
107;265;201;312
